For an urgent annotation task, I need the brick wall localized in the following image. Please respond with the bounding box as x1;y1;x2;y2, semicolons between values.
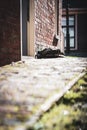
35;0;56;51
34;0;63;53
0;0;20;66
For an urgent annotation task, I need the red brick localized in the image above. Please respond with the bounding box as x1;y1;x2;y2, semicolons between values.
35;0;56;45
0;0;20;66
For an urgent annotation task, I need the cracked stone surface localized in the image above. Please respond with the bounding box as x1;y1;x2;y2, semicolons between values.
0;56;87;127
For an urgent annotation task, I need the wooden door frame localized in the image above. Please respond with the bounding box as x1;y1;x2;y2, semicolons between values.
27;0;35;56
20;0;35;58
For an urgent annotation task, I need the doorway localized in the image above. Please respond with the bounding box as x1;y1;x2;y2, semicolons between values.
20;0;35;57
22;0;29;56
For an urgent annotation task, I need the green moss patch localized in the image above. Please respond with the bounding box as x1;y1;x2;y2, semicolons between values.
32;73;87;130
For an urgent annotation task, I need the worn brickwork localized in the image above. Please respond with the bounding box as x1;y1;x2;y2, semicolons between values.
0;0;20;66
35;0;63;53
35;0;56;50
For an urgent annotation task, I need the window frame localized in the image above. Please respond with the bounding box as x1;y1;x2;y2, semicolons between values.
62;15;75;49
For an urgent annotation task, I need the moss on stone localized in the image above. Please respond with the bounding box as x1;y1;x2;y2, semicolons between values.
33;73;87;130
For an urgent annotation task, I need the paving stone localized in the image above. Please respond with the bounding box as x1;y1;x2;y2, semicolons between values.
0;56;87;128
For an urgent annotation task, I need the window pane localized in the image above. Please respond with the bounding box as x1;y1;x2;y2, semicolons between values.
64;38;66;47
69;28;74;37
70;38;74;47
62;17;66;26
69;17;74;26
64;38;74;48
62;15;75;49
62;28;66;37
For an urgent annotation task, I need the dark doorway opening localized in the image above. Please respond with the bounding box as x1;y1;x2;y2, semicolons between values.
22;0;29;56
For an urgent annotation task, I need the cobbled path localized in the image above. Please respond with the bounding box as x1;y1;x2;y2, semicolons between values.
0;56;87;129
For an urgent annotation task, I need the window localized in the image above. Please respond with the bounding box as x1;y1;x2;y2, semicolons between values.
62;16;75;48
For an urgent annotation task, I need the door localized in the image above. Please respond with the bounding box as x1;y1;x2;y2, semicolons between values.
22;0;29;56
